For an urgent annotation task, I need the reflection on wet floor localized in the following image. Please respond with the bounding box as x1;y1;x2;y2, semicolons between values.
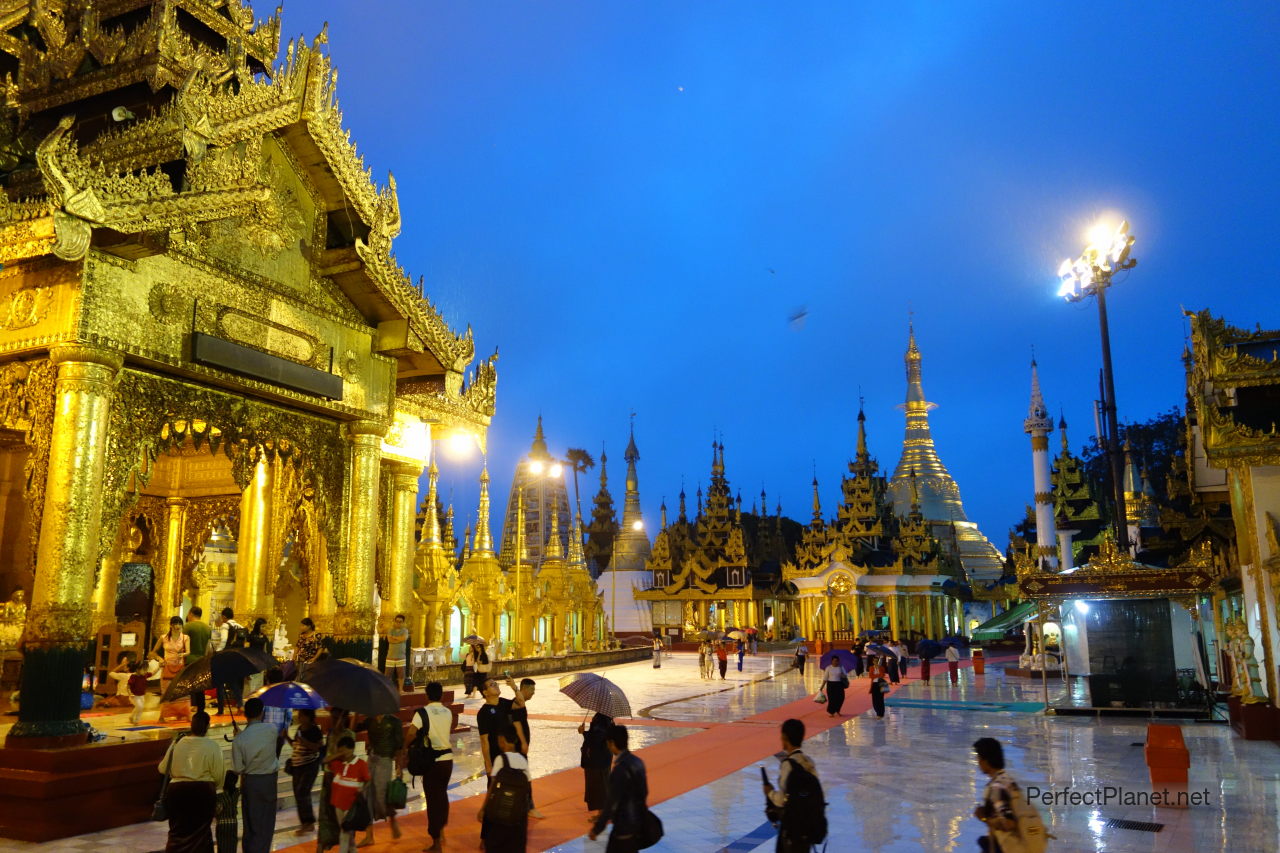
3;652;1274;852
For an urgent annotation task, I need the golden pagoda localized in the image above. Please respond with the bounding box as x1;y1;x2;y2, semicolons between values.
0;1;496;747
782;404;963;646
636;441;764;631
887;327;1005;607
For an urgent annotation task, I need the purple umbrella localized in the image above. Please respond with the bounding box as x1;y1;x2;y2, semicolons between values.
820;649;858;671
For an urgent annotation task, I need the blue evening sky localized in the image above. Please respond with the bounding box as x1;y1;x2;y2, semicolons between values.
281;2;1279;545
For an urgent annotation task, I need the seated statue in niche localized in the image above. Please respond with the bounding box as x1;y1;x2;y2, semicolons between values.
1224;617;1267;704
0;589;26;650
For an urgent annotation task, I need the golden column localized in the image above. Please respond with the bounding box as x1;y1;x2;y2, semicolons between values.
155;497;189;630
923;595;935;639
9;345;122;747
888;594;901;639
235;457;274;627
383;462;422;640
333;420;385;660
91;549;123;635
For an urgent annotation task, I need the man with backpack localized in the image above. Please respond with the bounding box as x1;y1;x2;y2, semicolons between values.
213;608;247;714
763;718;826;853
406;681;454;852
478;725;529;853
972;737;1049;853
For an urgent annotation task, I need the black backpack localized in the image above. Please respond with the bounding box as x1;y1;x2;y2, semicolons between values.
781;756;827;845
406;709;447;777
486;754;531;826
224;623;247;649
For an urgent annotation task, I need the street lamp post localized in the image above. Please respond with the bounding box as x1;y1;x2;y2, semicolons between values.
514;459;562;658
1057;219;1137;554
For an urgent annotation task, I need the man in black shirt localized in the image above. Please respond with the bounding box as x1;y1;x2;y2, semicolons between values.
498;678;543;819
475;677;510;776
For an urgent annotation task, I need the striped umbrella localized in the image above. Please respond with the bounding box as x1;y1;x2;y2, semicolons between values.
558;672;632;719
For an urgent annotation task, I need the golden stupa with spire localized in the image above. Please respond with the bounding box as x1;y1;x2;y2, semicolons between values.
887;326;1005;586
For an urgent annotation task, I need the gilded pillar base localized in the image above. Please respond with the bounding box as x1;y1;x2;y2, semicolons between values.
329;607;376;662
6;642;94;746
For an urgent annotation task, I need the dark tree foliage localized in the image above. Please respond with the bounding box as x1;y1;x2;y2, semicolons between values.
1081;406;1184;505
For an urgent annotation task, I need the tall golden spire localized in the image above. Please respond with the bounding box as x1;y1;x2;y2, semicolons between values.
472;463;495;556
889;324;967;522
530;415;550;459
811;475;823;525
851;401;878;476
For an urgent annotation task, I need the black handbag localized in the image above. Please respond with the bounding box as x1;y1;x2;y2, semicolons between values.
152;733;183;821
637;809;664;849
340;790;372;831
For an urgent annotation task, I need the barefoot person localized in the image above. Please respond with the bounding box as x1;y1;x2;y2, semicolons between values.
384;614;409;691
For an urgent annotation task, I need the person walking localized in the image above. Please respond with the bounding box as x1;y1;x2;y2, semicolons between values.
498;676;543;819
822;657;848;717
715;641;729;680
157;710;223;853
328;735;370;853
384;613;410;690
697;642;709;680
231;698;279;853
478;725;530;853
316;708;354;852
868;657;889;719
588;725;650;853
408;682;454;853
749;631;758;656
578;712;613;822
947;643;961;684
886;649;901;684
651;635;663;669
972;737;1049;853
357;711;404;844
763;719;825;853
183;607;212;711
288;708;324;836
736;639;746;672
153;616;190;700
793;641;808;675
212;608;246;713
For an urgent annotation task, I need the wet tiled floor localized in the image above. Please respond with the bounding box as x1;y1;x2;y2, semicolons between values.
3;652;1277;851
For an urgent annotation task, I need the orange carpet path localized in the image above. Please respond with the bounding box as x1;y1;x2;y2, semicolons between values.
278;657;995;852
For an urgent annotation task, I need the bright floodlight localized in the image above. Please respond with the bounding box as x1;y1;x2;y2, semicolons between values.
444;430;474;458
549;463;563;478
1057;219;1135;302
527;460;544;475
632;520;644;531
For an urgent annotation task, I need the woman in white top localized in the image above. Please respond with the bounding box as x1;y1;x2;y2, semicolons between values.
823;658;849;717
157;711;224;851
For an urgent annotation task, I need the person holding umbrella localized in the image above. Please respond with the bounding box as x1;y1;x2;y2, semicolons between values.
578;712;613;822
715;640;729;680
868;656;889;720
736;638;746;672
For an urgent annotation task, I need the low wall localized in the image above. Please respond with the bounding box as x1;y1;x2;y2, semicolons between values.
411;645;653;686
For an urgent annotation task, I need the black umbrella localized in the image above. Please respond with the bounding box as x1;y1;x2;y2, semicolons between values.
161;648;277;702
301;657;399;717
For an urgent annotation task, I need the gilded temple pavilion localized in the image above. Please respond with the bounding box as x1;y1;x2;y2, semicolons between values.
0;1;496;745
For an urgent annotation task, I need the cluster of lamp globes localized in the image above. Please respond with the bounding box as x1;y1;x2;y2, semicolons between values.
1056;219;1137;302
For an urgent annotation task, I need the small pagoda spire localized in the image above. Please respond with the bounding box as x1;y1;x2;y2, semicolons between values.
660;499;668;529
568;511;587;566
419;458;442;550
472;464;495;556
545;501;564;560
760;487;768;516
443;504;458;558
461;524;472;561
530;416;550;459
696;486;704;517
1059;411;1070;453
678;487;688;522
851;401;878;476
811;475;823;525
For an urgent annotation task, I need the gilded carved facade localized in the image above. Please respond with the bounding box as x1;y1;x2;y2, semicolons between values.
0;1;495;744
1186;310;1280;714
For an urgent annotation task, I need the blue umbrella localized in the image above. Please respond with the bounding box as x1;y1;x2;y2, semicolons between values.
820;649;857;671
788;636;809;644
917;640;943;661
248;681;327;710
866;643;893;656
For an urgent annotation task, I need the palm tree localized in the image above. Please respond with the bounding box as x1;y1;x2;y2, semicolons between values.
565;448;595;520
